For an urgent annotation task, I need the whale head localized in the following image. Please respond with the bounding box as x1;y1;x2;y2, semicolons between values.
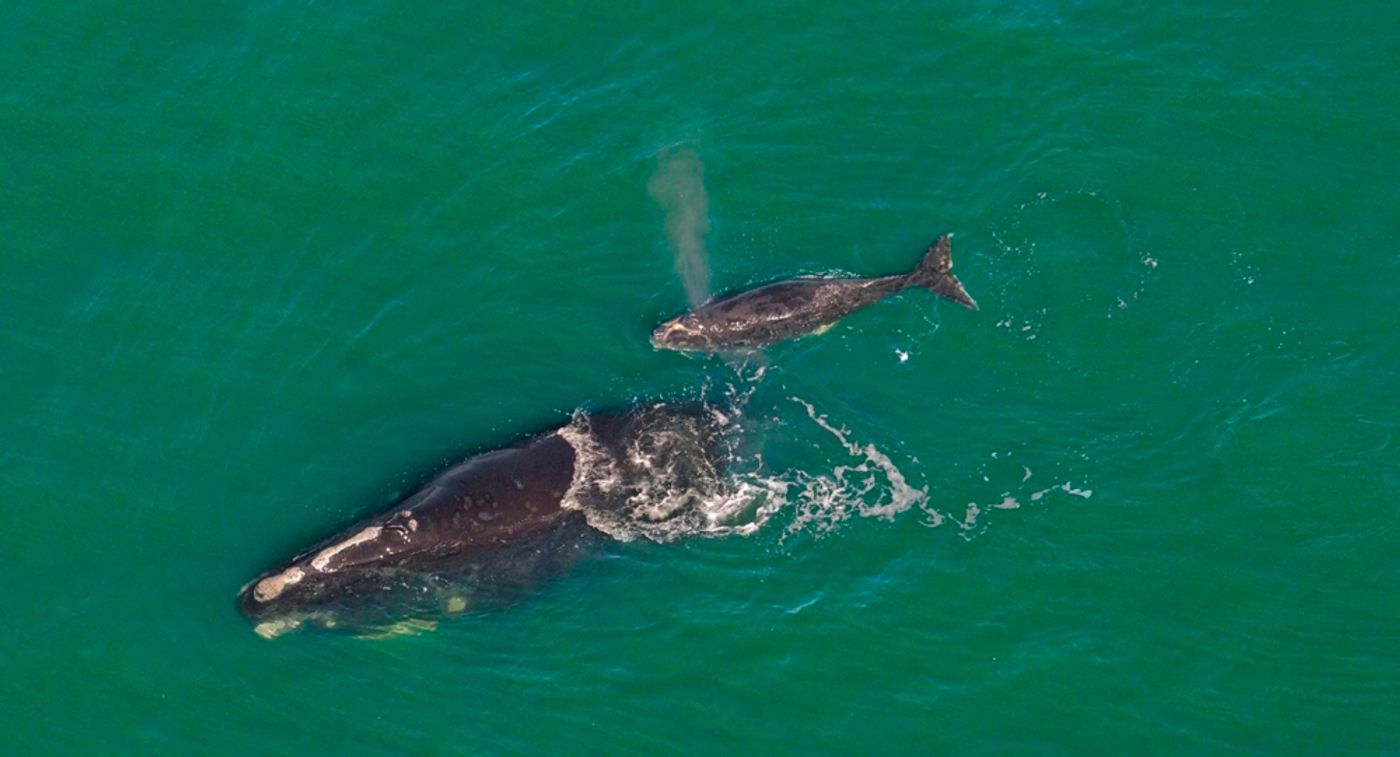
236;512;455;638
650;314;714;352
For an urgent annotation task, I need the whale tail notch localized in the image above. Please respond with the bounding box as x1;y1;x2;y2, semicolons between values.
907;233;977;310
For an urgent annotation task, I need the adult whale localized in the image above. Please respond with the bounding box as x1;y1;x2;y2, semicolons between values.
651;234;976;352
238;403;725;638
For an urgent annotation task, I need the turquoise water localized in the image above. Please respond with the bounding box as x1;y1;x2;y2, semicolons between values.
3;1;1398;752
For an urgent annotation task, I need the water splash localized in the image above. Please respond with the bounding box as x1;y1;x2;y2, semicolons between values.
647;145;712;307
949;448;1098;536
783;398;933;535
555;388;951;543
557;405;783;543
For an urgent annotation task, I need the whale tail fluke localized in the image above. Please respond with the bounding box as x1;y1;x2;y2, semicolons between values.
907;233;977;310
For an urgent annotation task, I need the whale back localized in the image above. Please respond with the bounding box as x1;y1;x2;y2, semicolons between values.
237;403;725;637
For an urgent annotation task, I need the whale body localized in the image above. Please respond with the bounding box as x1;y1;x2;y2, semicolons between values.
651;234;976;352
237;403;725;638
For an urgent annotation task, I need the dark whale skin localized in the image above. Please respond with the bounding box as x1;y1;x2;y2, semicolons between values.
237;403;721;638
651;234;976;352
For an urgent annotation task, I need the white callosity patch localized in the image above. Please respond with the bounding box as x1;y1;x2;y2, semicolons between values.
253;566;305;602
249;523;394;617
253;617;303;639
310;526;383;571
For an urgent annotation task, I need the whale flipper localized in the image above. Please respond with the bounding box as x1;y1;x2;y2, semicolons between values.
907;234;978;310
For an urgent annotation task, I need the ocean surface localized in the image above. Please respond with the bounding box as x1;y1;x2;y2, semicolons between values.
3;1;1397;753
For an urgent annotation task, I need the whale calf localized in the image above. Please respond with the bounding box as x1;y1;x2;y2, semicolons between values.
651;234;976;352
238;403;725;638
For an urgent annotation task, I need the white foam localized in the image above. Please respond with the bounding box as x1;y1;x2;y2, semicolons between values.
783;398;932;536
557;405;784;543
555;392;976;544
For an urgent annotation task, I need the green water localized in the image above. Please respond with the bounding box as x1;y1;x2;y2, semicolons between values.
3;1;1398;753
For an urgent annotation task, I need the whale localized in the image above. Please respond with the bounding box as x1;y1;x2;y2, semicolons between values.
650;234;976;352
237;403;725;638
